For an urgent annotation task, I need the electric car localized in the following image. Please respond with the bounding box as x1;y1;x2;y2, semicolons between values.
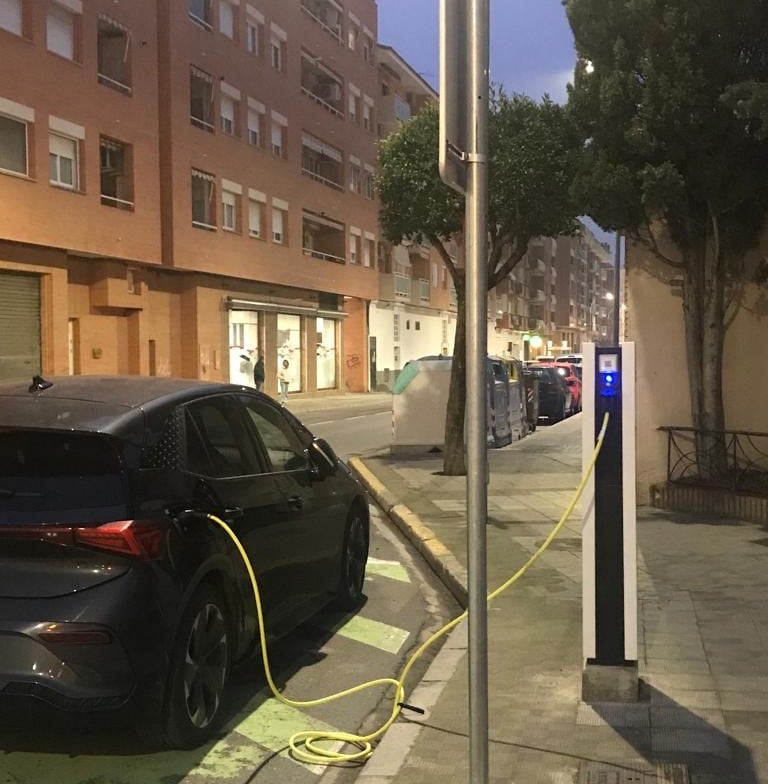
0;376;370;749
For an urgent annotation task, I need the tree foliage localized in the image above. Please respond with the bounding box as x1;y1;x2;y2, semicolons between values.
565;0;768;473
378;97;580;474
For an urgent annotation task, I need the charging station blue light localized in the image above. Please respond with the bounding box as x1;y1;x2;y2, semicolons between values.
598;354;621;398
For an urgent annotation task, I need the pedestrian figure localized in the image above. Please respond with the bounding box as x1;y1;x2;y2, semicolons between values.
253;352;265;391
277;359;291;405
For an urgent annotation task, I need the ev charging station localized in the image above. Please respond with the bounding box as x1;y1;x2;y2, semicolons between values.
581;342;639;701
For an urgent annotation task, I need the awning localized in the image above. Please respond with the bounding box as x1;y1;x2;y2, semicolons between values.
226;297;348;319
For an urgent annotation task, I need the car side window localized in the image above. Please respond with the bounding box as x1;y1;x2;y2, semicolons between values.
185;396;260;477
240;397;308;473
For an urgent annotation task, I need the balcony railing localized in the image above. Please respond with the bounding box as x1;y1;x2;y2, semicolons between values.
659;426;768;496
303;248;345;264
301;86;343;117
300;166;343;191
394;274;411;298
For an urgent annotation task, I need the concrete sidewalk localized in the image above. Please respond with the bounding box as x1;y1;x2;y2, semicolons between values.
348;414;768;784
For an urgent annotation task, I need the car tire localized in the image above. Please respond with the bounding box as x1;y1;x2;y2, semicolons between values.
335;505;369;611
162;584;230;749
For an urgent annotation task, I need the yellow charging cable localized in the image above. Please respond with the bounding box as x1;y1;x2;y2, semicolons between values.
205;411;609;766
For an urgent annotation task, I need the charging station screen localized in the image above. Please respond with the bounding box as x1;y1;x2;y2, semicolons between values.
598;353;620;397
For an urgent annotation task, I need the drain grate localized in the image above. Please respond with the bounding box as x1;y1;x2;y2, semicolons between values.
578;761;689;783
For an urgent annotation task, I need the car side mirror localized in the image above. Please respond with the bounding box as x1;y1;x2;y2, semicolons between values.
308;438;338;479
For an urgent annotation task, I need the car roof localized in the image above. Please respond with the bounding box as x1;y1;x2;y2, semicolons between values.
0;375;249;436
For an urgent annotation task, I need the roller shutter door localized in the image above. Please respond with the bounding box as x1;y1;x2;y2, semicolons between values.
0;272;41;380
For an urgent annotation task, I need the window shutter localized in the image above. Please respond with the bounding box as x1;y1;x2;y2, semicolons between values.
47;5;74;59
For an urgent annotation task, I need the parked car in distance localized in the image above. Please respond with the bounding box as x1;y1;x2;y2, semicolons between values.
555;353;583;367
526;365;572;423
538;362;582;414
0;376;369;749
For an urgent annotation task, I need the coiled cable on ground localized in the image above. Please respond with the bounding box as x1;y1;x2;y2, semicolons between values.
205;411;610;766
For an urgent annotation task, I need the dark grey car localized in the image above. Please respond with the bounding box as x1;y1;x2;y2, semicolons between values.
0;376;369;748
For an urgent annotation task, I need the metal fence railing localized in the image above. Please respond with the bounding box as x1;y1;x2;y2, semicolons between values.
658;426;768;496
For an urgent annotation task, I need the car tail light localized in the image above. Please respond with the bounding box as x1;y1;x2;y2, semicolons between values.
0;519;166;559
74;520;166;559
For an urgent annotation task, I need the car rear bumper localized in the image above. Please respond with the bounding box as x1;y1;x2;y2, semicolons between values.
0;571;173;715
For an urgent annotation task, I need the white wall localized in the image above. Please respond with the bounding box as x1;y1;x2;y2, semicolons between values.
628;250;768;502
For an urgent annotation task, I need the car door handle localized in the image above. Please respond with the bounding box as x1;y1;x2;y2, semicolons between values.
223;506;244;520
287;495;303;511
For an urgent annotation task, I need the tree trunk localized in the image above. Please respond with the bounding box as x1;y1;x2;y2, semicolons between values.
681;227;728;478
443;287;467;475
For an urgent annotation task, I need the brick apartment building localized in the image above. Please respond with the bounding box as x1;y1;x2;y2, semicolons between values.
0;0;379;394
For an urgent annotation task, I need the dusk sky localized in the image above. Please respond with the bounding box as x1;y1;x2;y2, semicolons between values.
377;1;578;103
377;1;618;250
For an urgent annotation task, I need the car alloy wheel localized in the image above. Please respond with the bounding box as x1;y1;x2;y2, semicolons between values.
163;585;230;749
336;507;369;611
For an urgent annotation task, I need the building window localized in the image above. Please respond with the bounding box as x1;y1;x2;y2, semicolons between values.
349;163;361;194
364;169;375;200
248;197;263;238
272;205;286;244
246;8;262;55
191;169;215;229
49;132;77;189
188;0;212;30
363;237;374;267
220;93;236;135
47;2;77;61
190;66;214;131
222;188;239;232
219;0;235;38
0;0;23;36
347;20;358;50
316;317;336;390
247;106;263;147
362;32;374;64
97;15;131;93
363;101;372;131
271;120;284;158
349;232;360;264
0;113;28;176
348;90;359;123
100;136;133;210
270;37;282;70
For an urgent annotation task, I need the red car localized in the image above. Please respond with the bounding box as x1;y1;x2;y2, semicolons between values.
538;362;582;414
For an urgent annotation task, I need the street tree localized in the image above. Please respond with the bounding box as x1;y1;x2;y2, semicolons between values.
565;0;768;475
377;97;580;475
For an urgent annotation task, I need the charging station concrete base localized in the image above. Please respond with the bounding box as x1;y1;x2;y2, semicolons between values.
582;662;639;703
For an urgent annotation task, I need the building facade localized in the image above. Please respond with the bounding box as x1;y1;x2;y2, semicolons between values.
0;0;379;394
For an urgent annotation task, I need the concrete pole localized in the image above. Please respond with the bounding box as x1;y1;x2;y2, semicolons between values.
466;0;489;781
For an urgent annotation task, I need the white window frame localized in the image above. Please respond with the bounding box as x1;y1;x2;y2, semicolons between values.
0;0;23;36
191;168;216;229
47;2;76;61
219;0;235;38
349;163;361;194
49;132;78;189
271;205;285;244
0;114;29;177
220;94;235;135
270;118;285;158
222;188;238;232
248;193;264;238
270;37;282;70
247;107;263;147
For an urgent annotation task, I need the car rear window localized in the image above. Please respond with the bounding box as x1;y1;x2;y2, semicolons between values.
0;430;129;525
